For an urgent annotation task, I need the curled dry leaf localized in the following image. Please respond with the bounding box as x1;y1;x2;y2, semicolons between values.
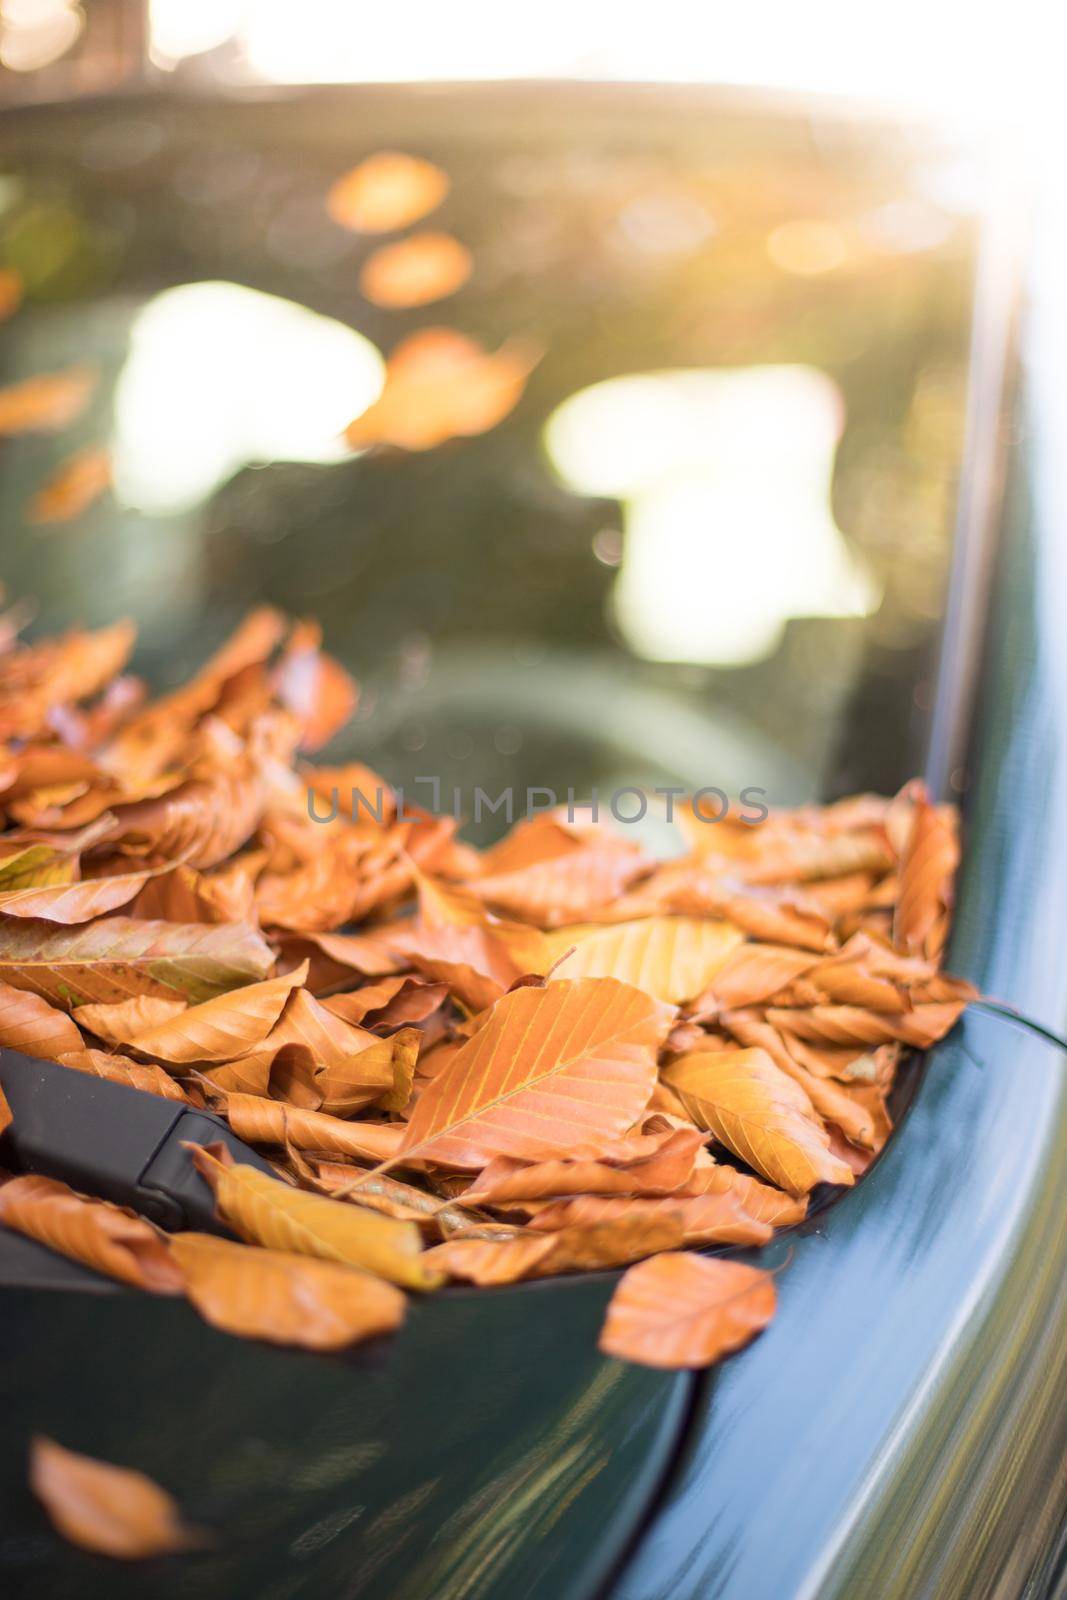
101;768;266;870
190;1146;443;1290
224;986;402;1111
327;151;449;233
427;1210;685;1285
30;1435;207;1559
223;1094;407;1164
662;1049;855;1195
599;1252;776;1369
58;1048;196;1103
360;232;473;308
27;446;111;526
526;1191;773;1248
895;785;960;960
463;1127;706;1204
471;845;653;927
0;1174;184;1292
99;965;308;1065
170;1232;406;1350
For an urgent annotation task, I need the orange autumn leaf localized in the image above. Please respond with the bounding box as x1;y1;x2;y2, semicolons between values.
0;365;97;435
526;1190;773;1247
273;620;358;753
599;1252;776;1369
0;620;135;741
170;1232;406;1350
69;995;187;1046
99;964;308;1065
190;1147;443;1291
327;151;449;233
360;231;473;308
224;986;402;1112
0;1082;10;1135
129;861;260;926
30;1436;207;1559
463;1126;706;1204
0;977;84;1060
0;266;23;321
57;1047;195;1103
345;328;538;452
223;1094;407;1165
27;446;111;525
0;1174;184;1292
720;1012;881;1149
762;1001;965;1050
427;1210;684;1285
101;766;266;870
393;977;673;1171
894;784;960;959
662;1048;855;1195
692;941;821;1013
470;846;655;927
679;1160;808;1227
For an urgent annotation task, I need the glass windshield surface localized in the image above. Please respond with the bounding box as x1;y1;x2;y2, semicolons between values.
0;90;978;838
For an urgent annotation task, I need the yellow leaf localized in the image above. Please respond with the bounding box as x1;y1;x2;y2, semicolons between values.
545;916;743;1004
190;1148;443;1291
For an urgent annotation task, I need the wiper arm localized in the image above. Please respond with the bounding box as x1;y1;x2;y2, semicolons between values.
0;1048;275;1234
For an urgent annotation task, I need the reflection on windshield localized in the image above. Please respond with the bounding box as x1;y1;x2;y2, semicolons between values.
112;281;384;513
545;366;878;666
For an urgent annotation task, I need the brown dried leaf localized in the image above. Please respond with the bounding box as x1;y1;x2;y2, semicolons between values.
0;1174;184;1292
427;1209;684;1285
463;1127;705;1204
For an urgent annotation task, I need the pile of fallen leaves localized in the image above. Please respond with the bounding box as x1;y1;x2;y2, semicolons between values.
0;607;974;1400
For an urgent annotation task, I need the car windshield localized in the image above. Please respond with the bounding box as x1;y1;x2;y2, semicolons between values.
0;89;978;837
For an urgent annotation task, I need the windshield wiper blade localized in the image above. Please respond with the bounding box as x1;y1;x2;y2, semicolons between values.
0;1048;275;1234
